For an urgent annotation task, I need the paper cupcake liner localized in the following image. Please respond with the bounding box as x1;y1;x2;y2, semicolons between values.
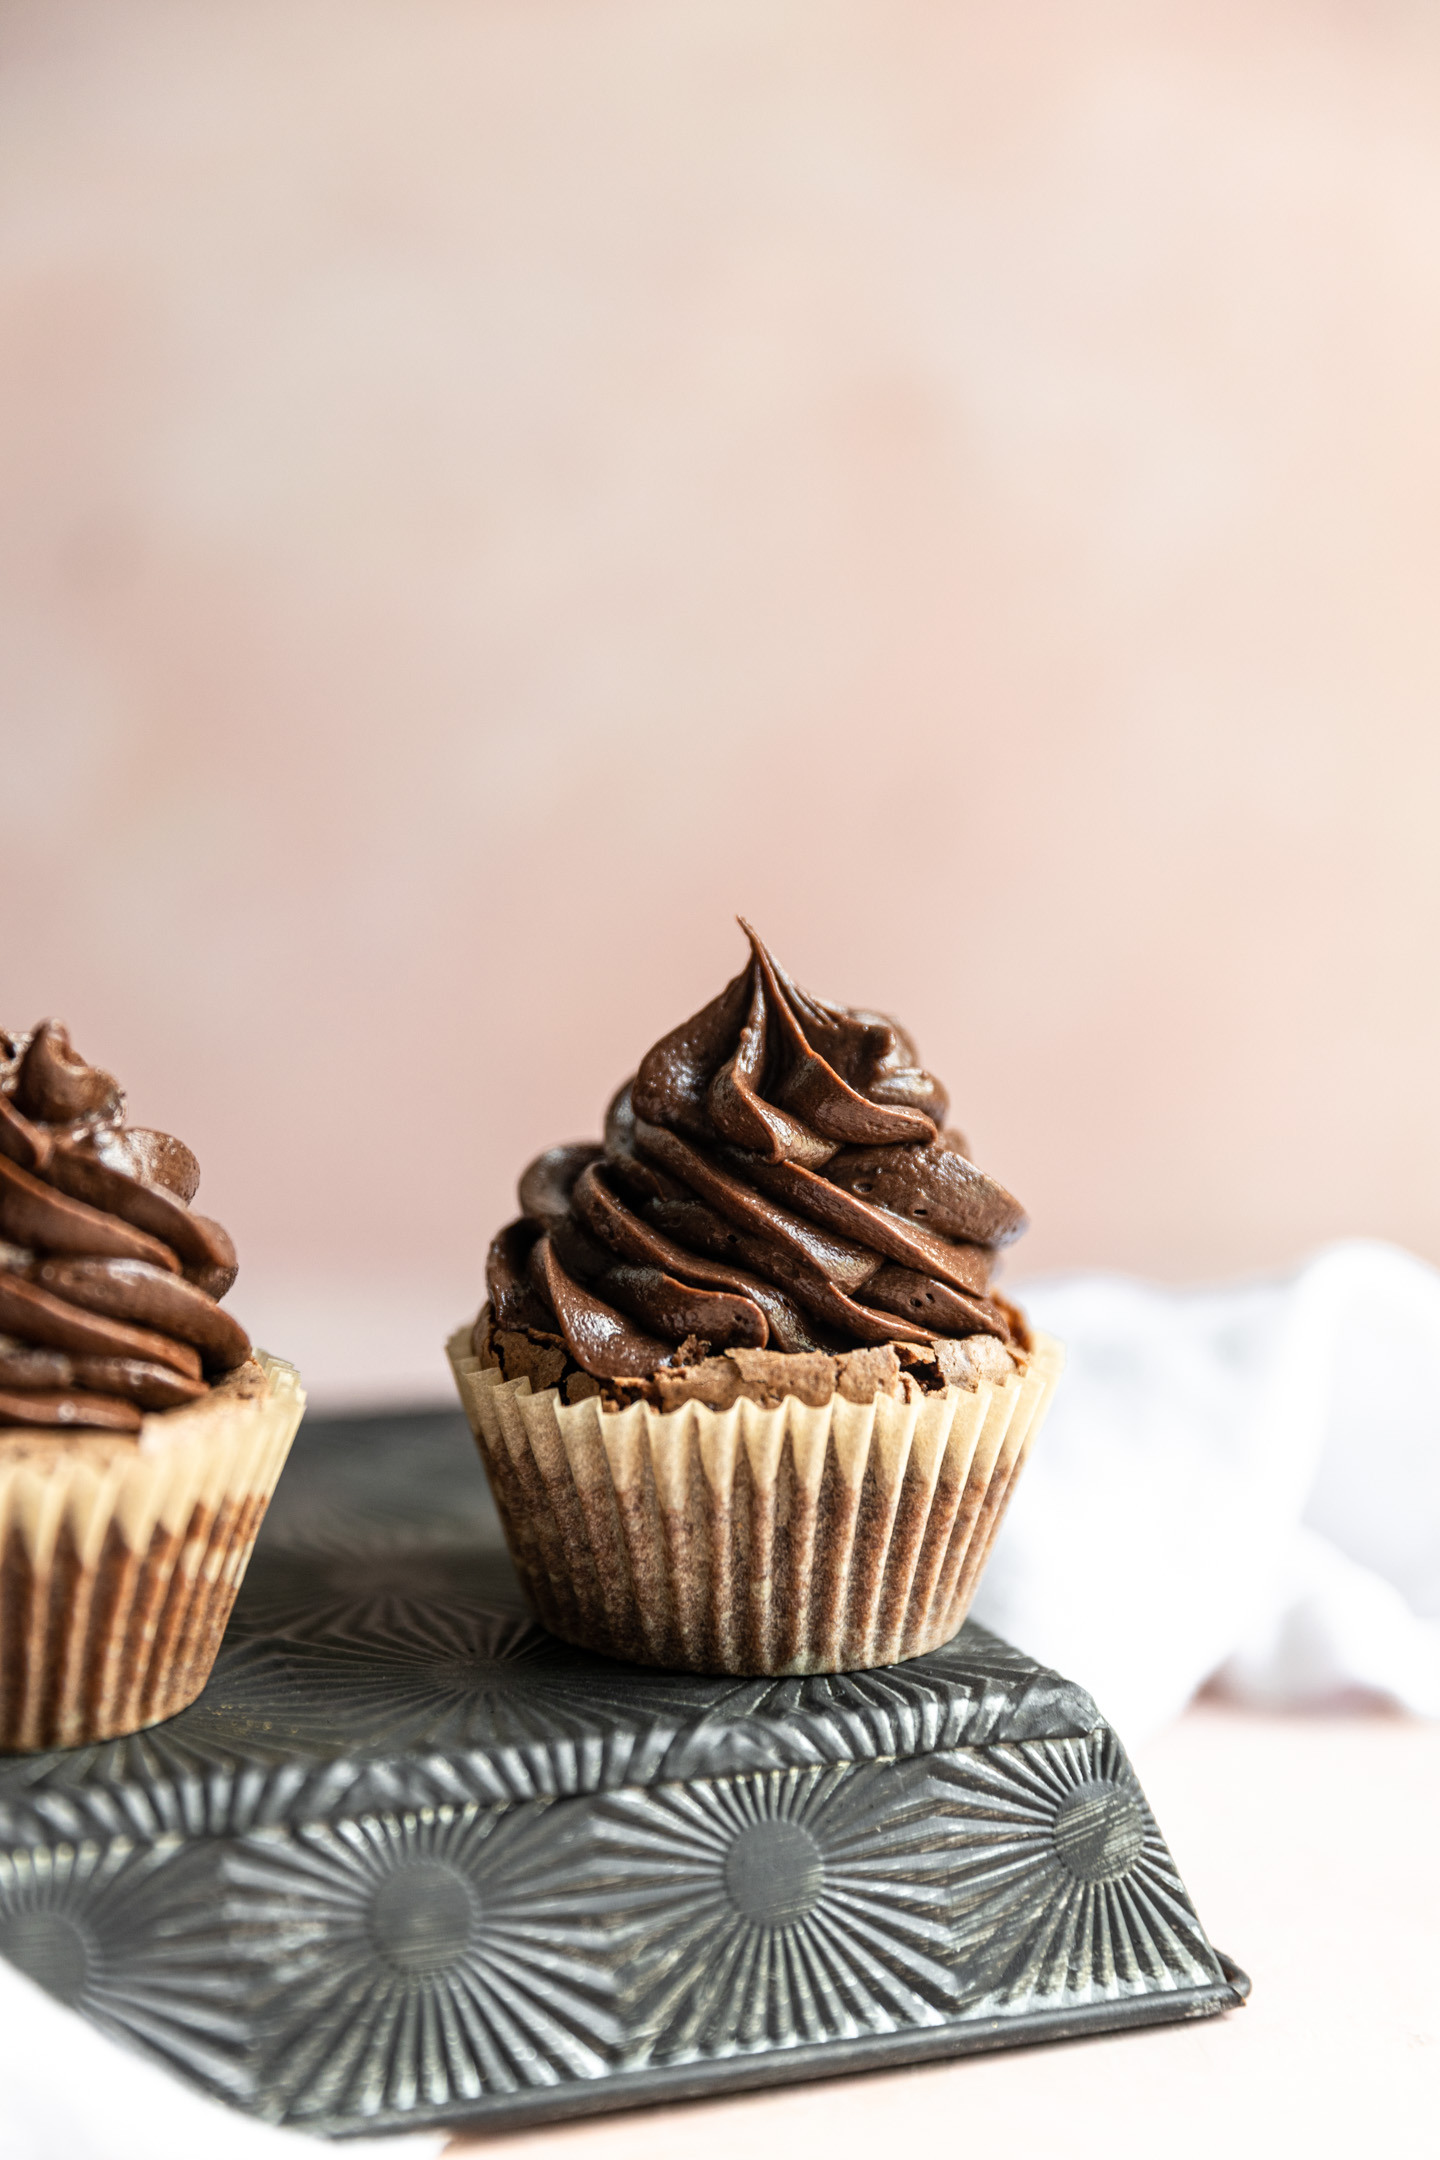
447;1323;1063;1676
0;1353;305;1752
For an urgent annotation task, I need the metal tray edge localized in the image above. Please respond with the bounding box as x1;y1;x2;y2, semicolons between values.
328;1968;1249;2140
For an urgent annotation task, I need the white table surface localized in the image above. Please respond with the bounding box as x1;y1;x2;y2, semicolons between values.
448;1704;1440;2160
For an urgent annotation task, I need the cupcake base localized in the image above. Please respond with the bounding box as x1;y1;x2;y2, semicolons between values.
0;1353;305;1752
448;1322;1062;1676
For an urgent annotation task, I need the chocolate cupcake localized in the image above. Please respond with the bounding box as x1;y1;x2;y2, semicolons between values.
0;1022;304;1749
449;927;1061;1675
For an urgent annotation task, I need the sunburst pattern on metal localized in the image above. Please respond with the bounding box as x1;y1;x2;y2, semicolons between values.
0;1404;1246;2135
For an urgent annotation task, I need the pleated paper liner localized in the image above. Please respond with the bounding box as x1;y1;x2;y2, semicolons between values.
0;1353;306;1752
448;1321;1063;1676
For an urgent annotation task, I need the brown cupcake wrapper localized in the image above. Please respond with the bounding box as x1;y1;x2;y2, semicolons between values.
0;1352;305;1751
447;1324;1063;1676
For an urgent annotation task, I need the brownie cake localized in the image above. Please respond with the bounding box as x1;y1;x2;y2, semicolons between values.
0;1021;304;1750
450;927;1062;1676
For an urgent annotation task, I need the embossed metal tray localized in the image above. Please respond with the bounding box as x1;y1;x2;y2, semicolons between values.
0;1405;1247;2138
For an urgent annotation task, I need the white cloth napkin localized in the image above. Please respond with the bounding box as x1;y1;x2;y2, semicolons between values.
5;1237;1439;2155
974;1238;1440;1739
0;1954;446;2160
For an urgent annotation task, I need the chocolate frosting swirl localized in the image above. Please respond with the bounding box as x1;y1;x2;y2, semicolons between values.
0;1022;251;1432
486;925;1028;1384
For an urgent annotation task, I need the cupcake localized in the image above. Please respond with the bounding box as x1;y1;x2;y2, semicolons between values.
449;926;1061;1675
0;1022;304;1750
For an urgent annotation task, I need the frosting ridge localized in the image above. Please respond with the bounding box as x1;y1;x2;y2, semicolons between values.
0;1022;250;1431
485;927;1028;1387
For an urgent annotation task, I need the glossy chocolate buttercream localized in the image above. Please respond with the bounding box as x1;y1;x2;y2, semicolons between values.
484;925;1028;1390
0;1023;250;1432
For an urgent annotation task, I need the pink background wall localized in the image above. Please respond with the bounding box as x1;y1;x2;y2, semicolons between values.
5;1;1440;1403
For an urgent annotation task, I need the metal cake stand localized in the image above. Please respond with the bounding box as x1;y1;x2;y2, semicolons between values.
0;1404;1247;2138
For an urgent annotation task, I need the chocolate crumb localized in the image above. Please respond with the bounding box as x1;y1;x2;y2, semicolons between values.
653;1356;742;1413
967;1334;1020;1384
933;1334;1017;1389
490;1326;570;1396
834;1345;904;1404
727;1347;837;1408
475;1300;1018;1414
